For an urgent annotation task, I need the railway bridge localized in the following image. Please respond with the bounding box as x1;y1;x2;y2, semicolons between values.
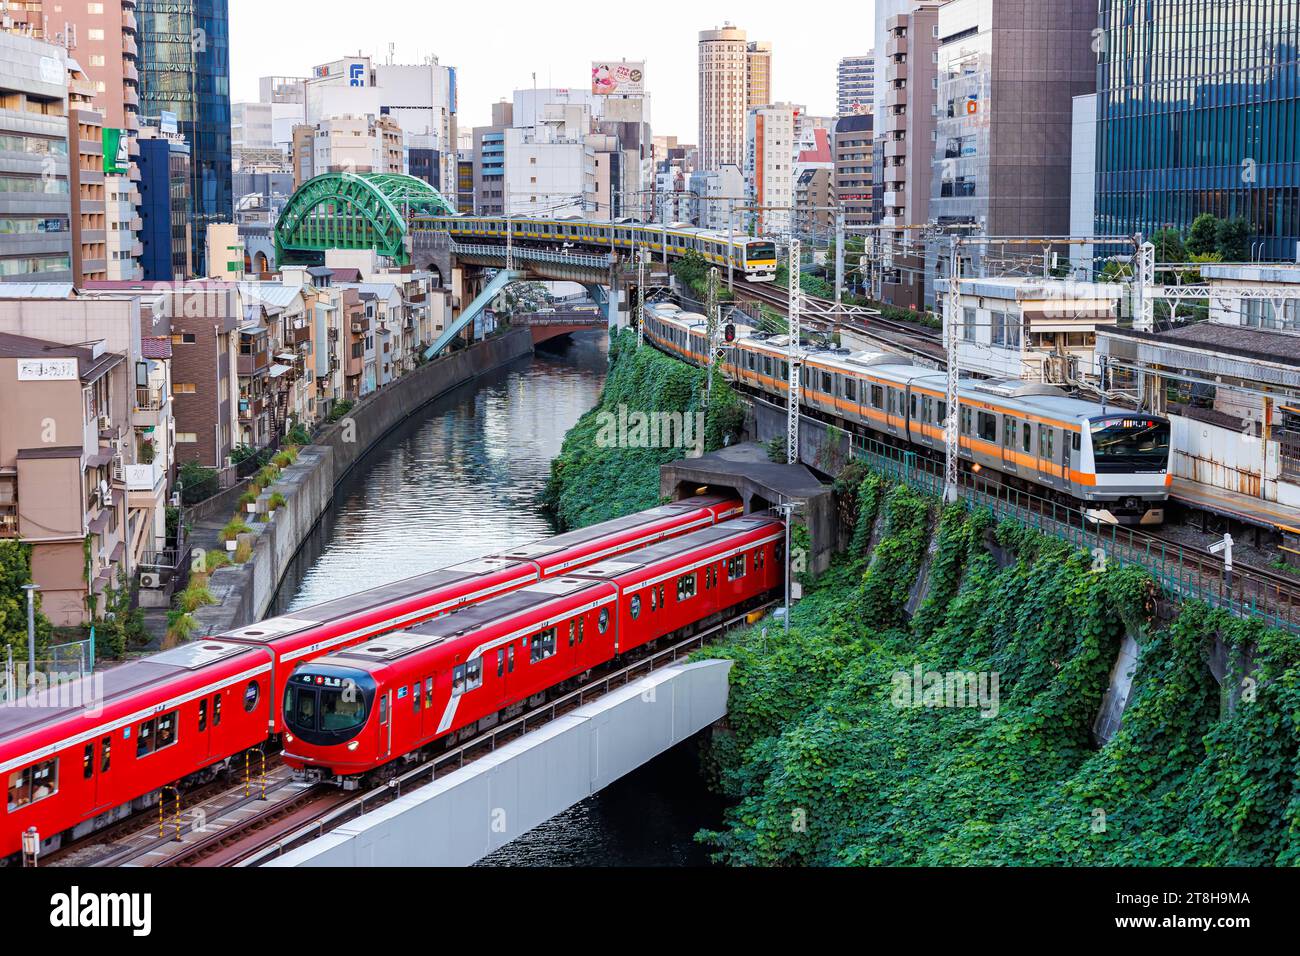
274;173;668;359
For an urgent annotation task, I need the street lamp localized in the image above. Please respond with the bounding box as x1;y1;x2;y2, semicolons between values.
21;583;38;689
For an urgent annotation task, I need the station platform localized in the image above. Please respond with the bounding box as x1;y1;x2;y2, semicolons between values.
1170;477;1300;537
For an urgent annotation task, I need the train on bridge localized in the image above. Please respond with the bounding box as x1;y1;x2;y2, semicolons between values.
413;215;780;283
643;301;1173;527
0;496;744;863
283;516;785;785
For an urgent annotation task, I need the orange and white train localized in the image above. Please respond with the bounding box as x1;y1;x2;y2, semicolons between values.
644;302;1172;526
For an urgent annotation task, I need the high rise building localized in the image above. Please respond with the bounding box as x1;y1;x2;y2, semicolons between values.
0;32;74;283
745;102;801;235
1094;0;1300;260
926;0;1097;305
2;0;146;282
504;88;596;218
837;55;875;117
877;1;941;309
698;23;749;171
137;125;192;281
834;113;874;229
746;41;772;110
138;0;233;276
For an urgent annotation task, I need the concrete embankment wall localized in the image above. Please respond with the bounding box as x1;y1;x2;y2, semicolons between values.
192;328;535;634
265;660;732;867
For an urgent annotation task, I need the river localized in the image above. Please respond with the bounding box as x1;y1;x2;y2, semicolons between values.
270;331;725;866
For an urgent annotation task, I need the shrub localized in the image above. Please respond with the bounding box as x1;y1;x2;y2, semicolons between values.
205;551;230;573
165;610;198;644
220;519;252;543
233;540;253;564
273;451;295;469
177;583;216;614
178;460;219;506
255;464;280;489
268;492;287;512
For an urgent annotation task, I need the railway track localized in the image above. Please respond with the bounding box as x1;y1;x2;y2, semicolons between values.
732;282;946;364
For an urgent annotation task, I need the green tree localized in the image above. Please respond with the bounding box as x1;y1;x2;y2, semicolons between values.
1151;227;1187;283
1186;213;1220;257
1215;217;1252;262
0;540;51;662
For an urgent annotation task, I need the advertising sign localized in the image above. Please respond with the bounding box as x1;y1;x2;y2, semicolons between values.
103;128;129;174
18;358;78;381
591;60;645;96
159;110;178;136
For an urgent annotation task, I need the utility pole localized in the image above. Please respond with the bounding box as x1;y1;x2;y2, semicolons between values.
834;210;845;319
787;237;802;466
943;235;962;504
706;266;720;409
636;247;646;349
727;197;735;292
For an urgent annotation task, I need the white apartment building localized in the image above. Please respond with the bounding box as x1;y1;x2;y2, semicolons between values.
949;277;1124;384
745;102;800;235
505;88;597;217
688;164;746;231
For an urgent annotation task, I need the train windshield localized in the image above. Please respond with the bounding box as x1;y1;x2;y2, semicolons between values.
1089;417;1170;472
284;671;372;744
747;241;776;262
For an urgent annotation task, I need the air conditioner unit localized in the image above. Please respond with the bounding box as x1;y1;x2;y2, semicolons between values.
139;572;163;589
98;415;112;432
98;479;111;500
351;323;363;333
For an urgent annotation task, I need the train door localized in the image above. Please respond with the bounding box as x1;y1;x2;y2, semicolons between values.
1002;415;1019;473
377;690;393;762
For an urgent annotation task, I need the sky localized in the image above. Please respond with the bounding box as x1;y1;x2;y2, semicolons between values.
228;0;876;139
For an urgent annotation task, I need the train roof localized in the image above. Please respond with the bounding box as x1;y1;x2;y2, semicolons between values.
496;496;728;560
217;558;526;644
323;578;610;666
575;516;784;579
0;640;265;750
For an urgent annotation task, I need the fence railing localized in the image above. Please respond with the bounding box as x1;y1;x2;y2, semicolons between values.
851;434;1300;633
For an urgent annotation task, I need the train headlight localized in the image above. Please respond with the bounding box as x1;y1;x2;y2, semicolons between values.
347;741;360;751
972;463;982;473
285;733;294;744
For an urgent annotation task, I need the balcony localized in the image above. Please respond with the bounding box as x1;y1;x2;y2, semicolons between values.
238;350;271;377
125;461;164;506
132;386;168;428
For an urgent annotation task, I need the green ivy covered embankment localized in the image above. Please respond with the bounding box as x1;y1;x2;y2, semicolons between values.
541;330;746;530
698;467;1300;866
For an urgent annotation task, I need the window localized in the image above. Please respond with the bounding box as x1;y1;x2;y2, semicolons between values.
977;412;997;443
1023;422;1033;454
7;759;58;811
530;630;556;663
213;693;222;726
650;587;657;612
453;657;484;693
1004;417;1017;447
101;736;111;773
1040;427;1055;461
630;595;642;619
963;307;977;343
176;432;198;444
156;711;177;751
844;378;856;402
508;645;515;673
425;677;433;708
173;383;196;394
728;554;747;581
598;608;610;633
379;695;388;725
199;699;208;731
872;385;884;409
84;743;94;779
138;717;155;757
821;372;832;394
87;27;104;40
243;680;260;712
413;683;421;712
677;573;697;601
497;648;505;678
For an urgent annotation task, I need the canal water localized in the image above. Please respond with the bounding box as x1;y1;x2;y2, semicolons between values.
271;332;726;866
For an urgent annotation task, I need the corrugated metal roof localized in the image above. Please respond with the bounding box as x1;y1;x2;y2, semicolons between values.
0;283;76;299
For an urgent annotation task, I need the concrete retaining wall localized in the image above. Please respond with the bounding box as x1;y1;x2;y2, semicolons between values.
192;327;535;632
264;659;733;867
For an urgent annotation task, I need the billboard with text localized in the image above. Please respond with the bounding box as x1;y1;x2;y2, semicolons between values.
591;60;645;96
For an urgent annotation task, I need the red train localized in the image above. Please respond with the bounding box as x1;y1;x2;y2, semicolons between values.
0;496;741;862
282;516;785;784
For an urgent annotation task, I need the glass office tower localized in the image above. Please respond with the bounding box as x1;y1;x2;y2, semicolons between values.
138;0;232;275
1095;0;1300;259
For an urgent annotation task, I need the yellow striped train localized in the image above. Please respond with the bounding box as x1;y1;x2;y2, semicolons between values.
642;301;1173;526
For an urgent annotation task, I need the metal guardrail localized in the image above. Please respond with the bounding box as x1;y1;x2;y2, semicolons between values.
448;240;613;270
852;434;1300;633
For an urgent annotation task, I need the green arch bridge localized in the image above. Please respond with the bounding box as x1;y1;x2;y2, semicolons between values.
274;172;456;266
